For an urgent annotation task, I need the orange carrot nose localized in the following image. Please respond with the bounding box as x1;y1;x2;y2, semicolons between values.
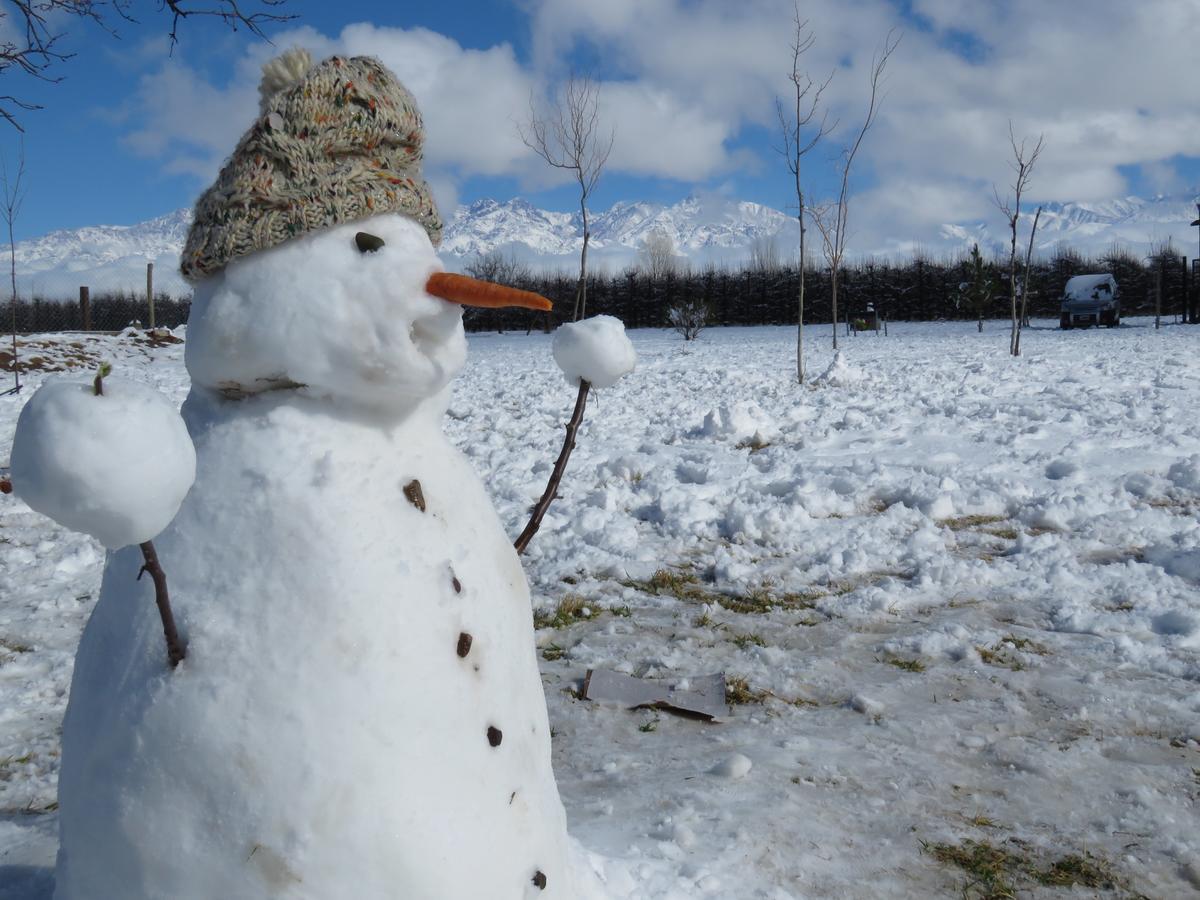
425;272;552;312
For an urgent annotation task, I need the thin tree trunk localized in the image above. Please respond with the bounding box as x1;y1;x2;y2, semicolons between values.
6;214;17;394
1008;222;1019;356
514;380;590;554
797;206;806;383
1015;206;1041;355
1156;261;1163;330
574;192;590;322
831;270;839;350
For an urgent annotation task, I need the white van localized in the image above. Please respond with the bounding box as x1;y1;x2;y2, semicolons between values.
1060;274;1120;328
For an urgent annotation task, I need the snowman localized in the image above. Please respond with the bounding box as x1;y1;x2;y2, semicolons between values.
10;49;601;900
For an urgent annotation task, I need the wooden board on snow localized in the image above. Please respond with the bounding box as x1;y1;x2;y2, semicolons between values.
582;668;728;720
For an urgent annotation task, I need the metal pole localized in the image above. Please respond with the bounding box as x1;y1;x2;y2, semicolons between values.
147;262;155;330
1190;204;1200;325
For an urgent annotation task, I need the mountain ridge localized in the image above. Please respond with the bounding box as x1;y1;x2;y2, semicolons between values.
5;192;1198;298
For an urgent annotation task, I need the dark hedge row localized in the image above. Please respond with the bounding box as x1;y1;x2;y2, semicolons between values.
462;251;1196;333
4;252;1194;334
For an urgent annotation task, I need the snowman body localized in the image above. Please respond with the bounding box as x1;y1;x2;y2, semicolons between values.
52;216;574;899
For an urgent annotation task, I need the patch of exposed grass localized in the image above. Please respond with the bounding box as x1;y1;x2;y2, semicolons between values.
887;657;926;673
923;838;1134;899
622;568;707;602
730;633;766;650
541;644;565;662
638;718;659;733
0;637;33;654
976;645;1023;671
693;611;715;628
1025;524;1060;537
716;585;823;615
997;634;1048;655
0;753;34;775
1035;852;1117;889
977;634;1049;671
938;514;1008;531
533;594;599;630
967;814;999;829
825;569;914;597
608;605;632;618
625;569;824;616
922;839;1016;900
725;676;768;705
981;525;1019;541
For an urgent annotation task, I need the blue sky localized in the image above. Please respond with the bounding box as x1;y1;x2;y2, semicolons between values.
2;0;1198;252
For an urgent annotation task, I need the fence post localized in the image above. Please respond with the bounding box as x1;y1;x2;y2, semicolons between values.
147;262;155;330
79;286;90;332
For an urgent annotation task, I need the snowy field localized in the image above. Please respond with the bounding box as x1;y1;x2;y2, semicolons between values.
2;318;1199;898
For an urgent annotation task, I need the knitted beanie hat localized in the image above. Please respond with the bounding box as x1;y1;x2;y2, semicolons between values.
180;48;442;282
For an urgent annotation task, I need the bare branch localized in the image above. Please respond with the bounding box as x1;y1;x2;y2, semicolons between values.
0;1;293;127
160;1;294;48
811;28;901;350
2;136;25;393
995;120;1045;355
775;4;836;381
519;72;613;321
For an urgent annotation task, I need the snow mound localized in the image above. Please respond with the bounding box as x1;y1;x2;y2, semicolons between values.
1167;455;1200;493
552;315;637;389
813;351;867;386
10;376;195;549
698;400;778;444
708;753;753;779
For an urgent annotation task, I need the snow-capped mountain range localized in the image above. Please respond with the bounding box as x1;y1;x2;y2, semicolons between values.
5;193;1198;299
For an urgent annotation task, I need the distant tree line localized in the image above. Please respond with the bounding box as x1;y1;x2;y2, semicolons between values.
6;247;1194;334
461;245;1195;333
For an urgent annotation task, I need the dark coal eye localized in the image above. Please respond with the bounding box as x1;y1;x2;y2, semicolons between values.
355;232;385;254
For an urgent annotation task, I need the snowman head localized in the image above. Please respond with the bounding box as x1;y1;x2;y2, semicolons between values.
180;50;548;415
186;213;472;413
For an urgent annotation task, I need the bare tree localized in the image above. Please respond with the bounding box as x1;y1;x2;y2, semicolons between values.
1;138;23;394
520;74;613;321
1013;204;1042;351
0;1;295;129
465;249;531;286
776;7;832;383
747;233;782;273
811;30;899;351
994;124;1044;356
638;229;676;280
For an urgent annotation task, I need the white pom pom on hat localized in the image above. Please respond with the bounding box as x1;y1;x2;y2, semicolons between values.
258;47;313;114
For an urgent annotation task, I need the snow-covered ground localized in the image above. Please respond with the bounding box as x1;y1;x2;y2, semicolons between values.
2;318;1199;898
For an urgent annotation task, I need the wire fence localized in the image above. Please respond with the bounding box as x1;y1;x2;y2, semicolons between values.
3;263;192;333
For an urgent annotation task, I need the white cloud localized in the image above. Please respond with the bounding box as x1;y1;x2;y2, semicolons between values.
122;23;538;198
119;0;1200;251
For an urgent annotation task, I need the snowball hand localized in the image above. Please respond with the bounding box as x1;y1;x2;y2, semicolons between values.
10;373;196;549
552;315;637;388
